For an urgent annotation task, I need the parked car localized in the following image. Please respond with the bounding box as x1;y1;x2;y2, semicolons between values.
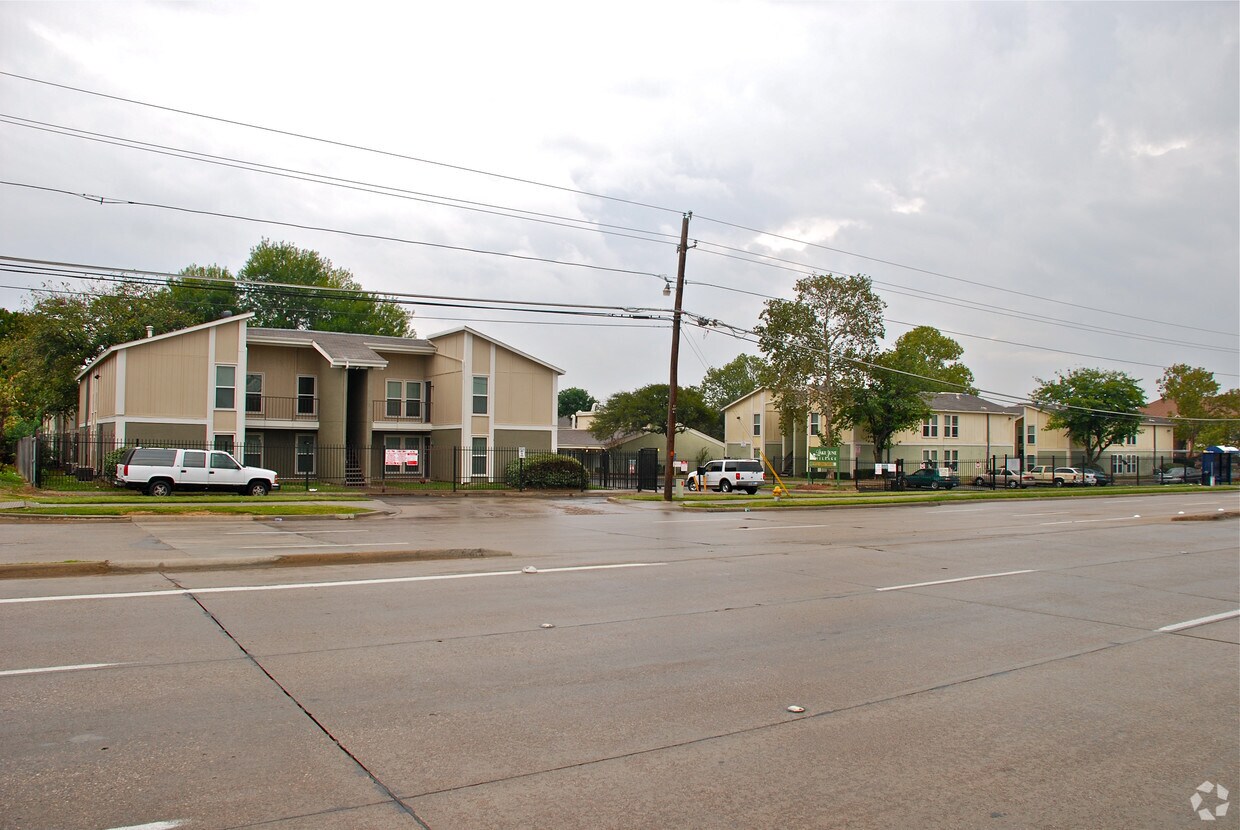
1024;465;1087;487
116;447;280;496
1081;465;1111;486
685;458;765;494
902;467;960;490
972;468;1026;489
1154;465;1202;485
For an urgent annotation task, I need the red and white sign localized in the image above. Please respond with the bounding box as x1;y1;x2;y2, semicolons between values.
385;449;419;465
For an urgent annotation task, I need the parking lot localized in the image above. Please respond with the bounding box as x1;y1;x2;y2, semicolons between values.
1;491;1237;829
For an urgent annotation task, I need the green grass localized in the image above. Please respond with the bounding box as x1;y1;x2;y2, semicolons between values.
0;504;370;517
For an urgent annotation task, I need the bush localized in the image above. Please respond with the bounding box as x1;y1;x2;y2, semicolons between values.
503;453;588;489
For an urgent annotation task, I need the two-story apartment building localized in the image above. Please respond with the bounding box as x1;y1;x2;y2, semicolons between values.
74;314;563;484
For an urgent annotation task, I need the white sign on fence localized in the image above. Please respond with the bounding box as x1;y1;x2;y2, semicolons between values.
384;449;419;465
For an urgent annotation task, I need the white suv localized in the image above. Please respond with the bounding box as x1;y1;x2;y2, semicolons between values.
685;459;765;494
116;447;280;496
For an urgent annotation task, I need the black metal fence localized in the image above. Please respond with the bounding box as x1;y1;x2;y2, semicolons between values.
23;434;661;492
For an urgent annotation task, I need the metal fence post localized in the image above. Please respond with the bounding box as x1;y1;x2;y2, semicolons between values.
452;446;458;493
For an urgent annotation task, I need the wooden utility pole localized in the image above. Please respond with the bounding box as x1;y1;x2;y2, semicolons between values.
663;212;691;501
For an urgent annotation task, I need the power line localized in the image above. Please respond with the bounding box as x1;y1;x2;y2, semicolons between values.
0;182;667;281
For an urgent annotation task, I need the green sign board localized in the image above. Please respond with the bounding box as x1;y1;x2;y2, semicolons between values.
809;446;840;465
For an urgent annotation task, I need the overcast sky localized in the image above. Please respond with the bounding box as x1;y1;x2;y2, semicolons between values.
1;1;1237;406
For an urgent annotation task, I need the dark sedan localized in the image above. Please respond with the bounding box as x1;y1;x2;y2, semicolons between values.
1154;465;1202;484
903;468;960;490
1082;466;1112;486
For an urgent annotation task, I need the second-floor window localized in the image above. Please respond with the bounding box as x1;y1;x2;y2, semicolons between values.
945;415;959;438
753;413;761;437
922;416;938;438
387;381;422;418
473;376;488;415
245;374;263;413
809;413;820;436
297;376;316;415
215;365;236;409
1026;424;1036;445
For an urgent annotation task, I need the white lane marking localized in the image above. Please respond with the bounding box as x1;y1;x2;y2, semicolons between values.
1158;609;1240;633
0;563;667;605
935;508;986;513
1040;515;1140;526
104;822;185;830
221;529;368;535
739;524;832;532
1011;512;1069;517
236;542;396;550
653;517;743;524
876;570;1037;592
1183;501;1224;506
0;662;122;677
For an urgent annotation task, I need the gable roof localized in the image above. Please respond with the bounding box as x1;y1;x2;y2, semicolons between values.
428;326;565;375
927;392;1022;415
247;327;435;369
78;313;257;380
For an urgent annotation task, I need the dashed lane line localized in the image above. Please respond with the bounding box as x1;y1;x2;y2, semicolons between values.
0;662;123;677
0;562;668;605
1157;609;1240;633
876;570;1038;592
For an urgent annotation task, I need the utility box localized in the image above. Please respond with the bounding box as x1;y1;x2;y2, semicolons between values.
1201;446;1238;485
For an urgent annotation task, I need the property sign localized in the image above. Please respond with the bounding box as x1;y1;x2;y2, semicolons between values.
384;449;419;465
809;446;841;465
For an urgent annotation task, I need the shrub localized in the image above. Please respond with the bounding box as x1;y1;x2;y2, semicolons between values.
503;453;588;489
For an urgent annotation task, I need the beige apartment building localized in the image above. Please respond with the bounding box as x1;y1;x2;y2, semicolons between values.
75;314;563;483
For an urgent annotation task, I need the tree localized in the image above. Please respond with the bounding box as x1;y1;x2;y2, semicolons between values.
164;264;243;329
755;273;885;444
1031;368;1146;464
558;387;597;419
1157;364;1219;452
238;239;413;336
1198;389;1240;448
589;384;720;441
698;354;767;410
847;329;976;462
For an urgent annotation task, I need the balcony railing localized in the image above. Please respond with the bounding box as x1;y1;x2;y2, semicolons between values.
373;399;430;424
246;395;318;421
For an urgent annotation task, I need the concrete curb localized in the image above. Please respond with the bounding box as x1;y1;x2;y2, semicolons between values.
0;548;510;580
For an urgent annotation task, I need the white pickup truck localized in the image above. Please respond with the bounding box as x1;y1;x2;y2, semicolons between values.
116;447;280;496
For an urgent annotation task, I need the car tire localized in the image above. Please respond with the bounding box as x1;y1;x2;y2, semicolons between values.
1053;479;1064;487
745;487;757;495
1006;479;1019;489
974;477;986;487
147;480;173;497
719;479;733;493
930;481;941;490
686;478;697;492
246;480;270;497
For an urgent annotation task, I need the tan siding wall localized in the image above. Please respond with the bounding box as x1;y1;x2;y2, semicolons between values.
494;429;552;452
317;367;347;445
494;350;553;425
428;353;463;424
96;355;118;417
471;415;490;436
125;423;208;444
216;320;241;359
472;337;491;373
369;354;431;406
125;330;210;417
214;410;238;434
246;345;326;399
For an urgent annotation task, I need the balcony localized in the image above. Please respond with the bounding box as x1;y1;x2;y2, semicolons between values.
372;399;431;425
246;395;319;423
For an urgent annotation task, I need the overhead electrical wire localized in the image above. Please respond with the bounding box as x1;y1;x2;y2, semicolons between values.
5;69;1231;342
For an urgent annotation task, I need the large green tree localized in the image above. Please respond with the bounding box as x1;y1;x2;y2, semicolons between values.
698;354;767;410
589;384;720;441
238;239;412;336
1157;364;1219;451
1198;389;1240;448
558;387;597;419
755;273;885;444
848;328;976;462
1031;368;1146;464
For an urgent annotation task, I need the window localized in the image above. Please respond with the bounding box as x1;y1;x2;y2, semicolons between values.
809;413;820;436
922;450;938;467
243;433;263;468
945;415;959;438
215;365;236;409
384;435;422;474
213;434;234;453
471;437;487;476
922;416;938;438
753;413;761;437
297;376;317;416
1026;455;1036;470
386;380;422;419
295;434;316;475
245;374;263;413
182;450;206;469
1026;424;1036;445
1111;454;1137;474
472;377;488;415
1123;432;1138;446
210;451;239;470
944;449;959;470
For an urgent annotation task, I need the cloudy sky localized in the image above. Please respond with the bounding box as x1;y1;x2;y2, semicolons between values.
1;1;1236;406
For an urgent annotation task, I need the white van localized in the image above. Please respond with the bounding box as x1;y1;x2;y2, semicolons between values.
685;459;765;494
115;447;280;496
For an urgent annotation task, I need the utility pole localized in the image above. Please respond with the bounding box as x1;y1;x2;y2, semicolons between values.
663;212;691;502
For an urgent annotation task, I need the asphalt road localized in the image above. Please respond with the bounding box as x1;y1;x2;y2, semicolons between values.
1;491;1238;829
